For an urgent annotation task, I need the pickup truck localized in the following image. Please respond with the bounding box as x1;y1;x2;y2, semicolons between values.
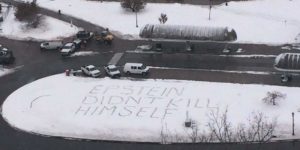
81;65;101;78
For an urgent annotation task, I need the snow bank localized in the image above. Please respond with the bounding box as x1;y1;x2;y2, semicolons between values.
0;66;14;77
2;74;300;142
26;0;300;44
0;6;79;41
70;51;99;57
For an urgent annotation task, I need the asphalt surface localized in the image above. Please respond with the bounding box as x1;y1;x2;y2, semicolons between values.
0;0;300;150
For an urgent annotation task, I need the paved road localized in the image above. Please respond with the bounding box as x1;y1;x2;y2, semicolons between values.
0;0;300;150
1;37;300;150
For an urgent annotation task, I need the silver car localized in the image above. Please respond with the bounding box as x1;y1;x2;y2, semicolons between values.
104;65;121;78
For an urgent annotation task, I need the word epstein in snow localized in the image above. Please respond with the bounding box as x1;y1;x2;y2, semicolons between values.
88;84;185;97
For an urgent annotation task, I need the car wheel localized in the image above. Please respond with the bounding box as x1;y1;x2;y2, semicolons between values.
142;72;147;76
126;71;130;75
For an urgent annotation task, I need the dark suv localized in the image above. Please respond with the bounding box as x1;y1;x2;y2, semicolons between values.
0;47;15;64
76;31;93;41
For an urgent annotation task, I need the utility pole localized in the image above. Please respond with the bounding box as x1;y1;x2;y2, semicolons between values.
292;112;295;136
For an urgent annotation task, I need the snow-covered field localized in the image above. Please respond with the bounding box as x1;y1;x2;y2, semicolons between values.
2;74;300;142
0;5;79;41
24;0;300;44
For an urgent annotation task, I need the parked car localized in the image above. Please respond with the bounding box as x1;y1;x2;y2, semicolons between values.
40;41;63;50
0;46;15;64
81;65;101;78
104;64;121;78
123;63;149;76
73;39;83;49
60;42;76;56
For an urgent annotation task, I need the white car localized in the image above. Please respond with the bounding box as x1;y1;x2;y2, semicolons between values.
104;65;121;78
60;42;76;56
123;63;149;76
81;65;101;78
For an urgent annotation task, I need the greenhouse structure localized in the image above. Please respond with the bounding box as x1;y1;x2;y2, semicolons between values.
274;53;300;72
139;24;237;41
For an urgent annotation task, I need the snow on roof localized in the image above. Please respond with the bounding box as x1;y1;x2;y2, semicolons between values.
107;64;117;69
86;65;95;69
125;63;143;66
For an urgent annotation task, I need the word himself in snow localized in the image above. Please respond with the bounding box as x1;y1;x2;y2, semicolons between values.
75;85;217;119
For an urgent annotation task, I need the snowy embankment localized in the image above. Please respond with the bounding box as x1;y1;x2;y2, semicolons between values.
28;0;300;44
0;5;79;41
0;66;14;77
70;51;99;57
2;74;300;143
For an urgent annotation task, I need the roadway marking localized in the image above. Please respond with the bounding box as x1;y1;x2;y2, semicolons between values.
108;53;124;65
125;50;277;58
148;66;281;75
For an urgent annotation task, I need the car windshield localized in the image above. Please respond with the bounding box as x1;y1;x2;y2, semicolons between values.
109;67;118;72
141;65;146;69
88;67;96;71
63;45;71;49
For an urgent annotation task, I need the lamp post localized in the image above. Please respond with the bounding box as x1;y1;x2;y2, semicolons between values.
209;0;212;20
292;112;295;136
131;3;138;28
135;9;138;28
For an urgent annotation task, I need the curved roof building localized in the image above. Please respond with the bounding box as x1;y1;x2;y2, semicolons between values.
274;53;300;72
139;24;237;41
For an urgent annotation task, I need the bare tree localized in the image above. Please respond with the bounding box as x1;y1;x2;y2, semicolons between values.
207;108;235;142
236;112;277;143
183;120;199;143
160;123;173;144
262;91;286;106
206;108;276;143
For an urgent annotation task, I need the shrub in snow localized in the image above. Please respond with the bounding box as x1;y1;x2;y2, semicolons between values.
120;0;146;12
158;13;168;24
262;91;286;106
15;1;40;28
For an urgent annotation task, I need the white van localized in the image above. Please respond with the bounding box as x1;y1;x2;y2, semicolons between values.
40;41;63;50
123;63;149;76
